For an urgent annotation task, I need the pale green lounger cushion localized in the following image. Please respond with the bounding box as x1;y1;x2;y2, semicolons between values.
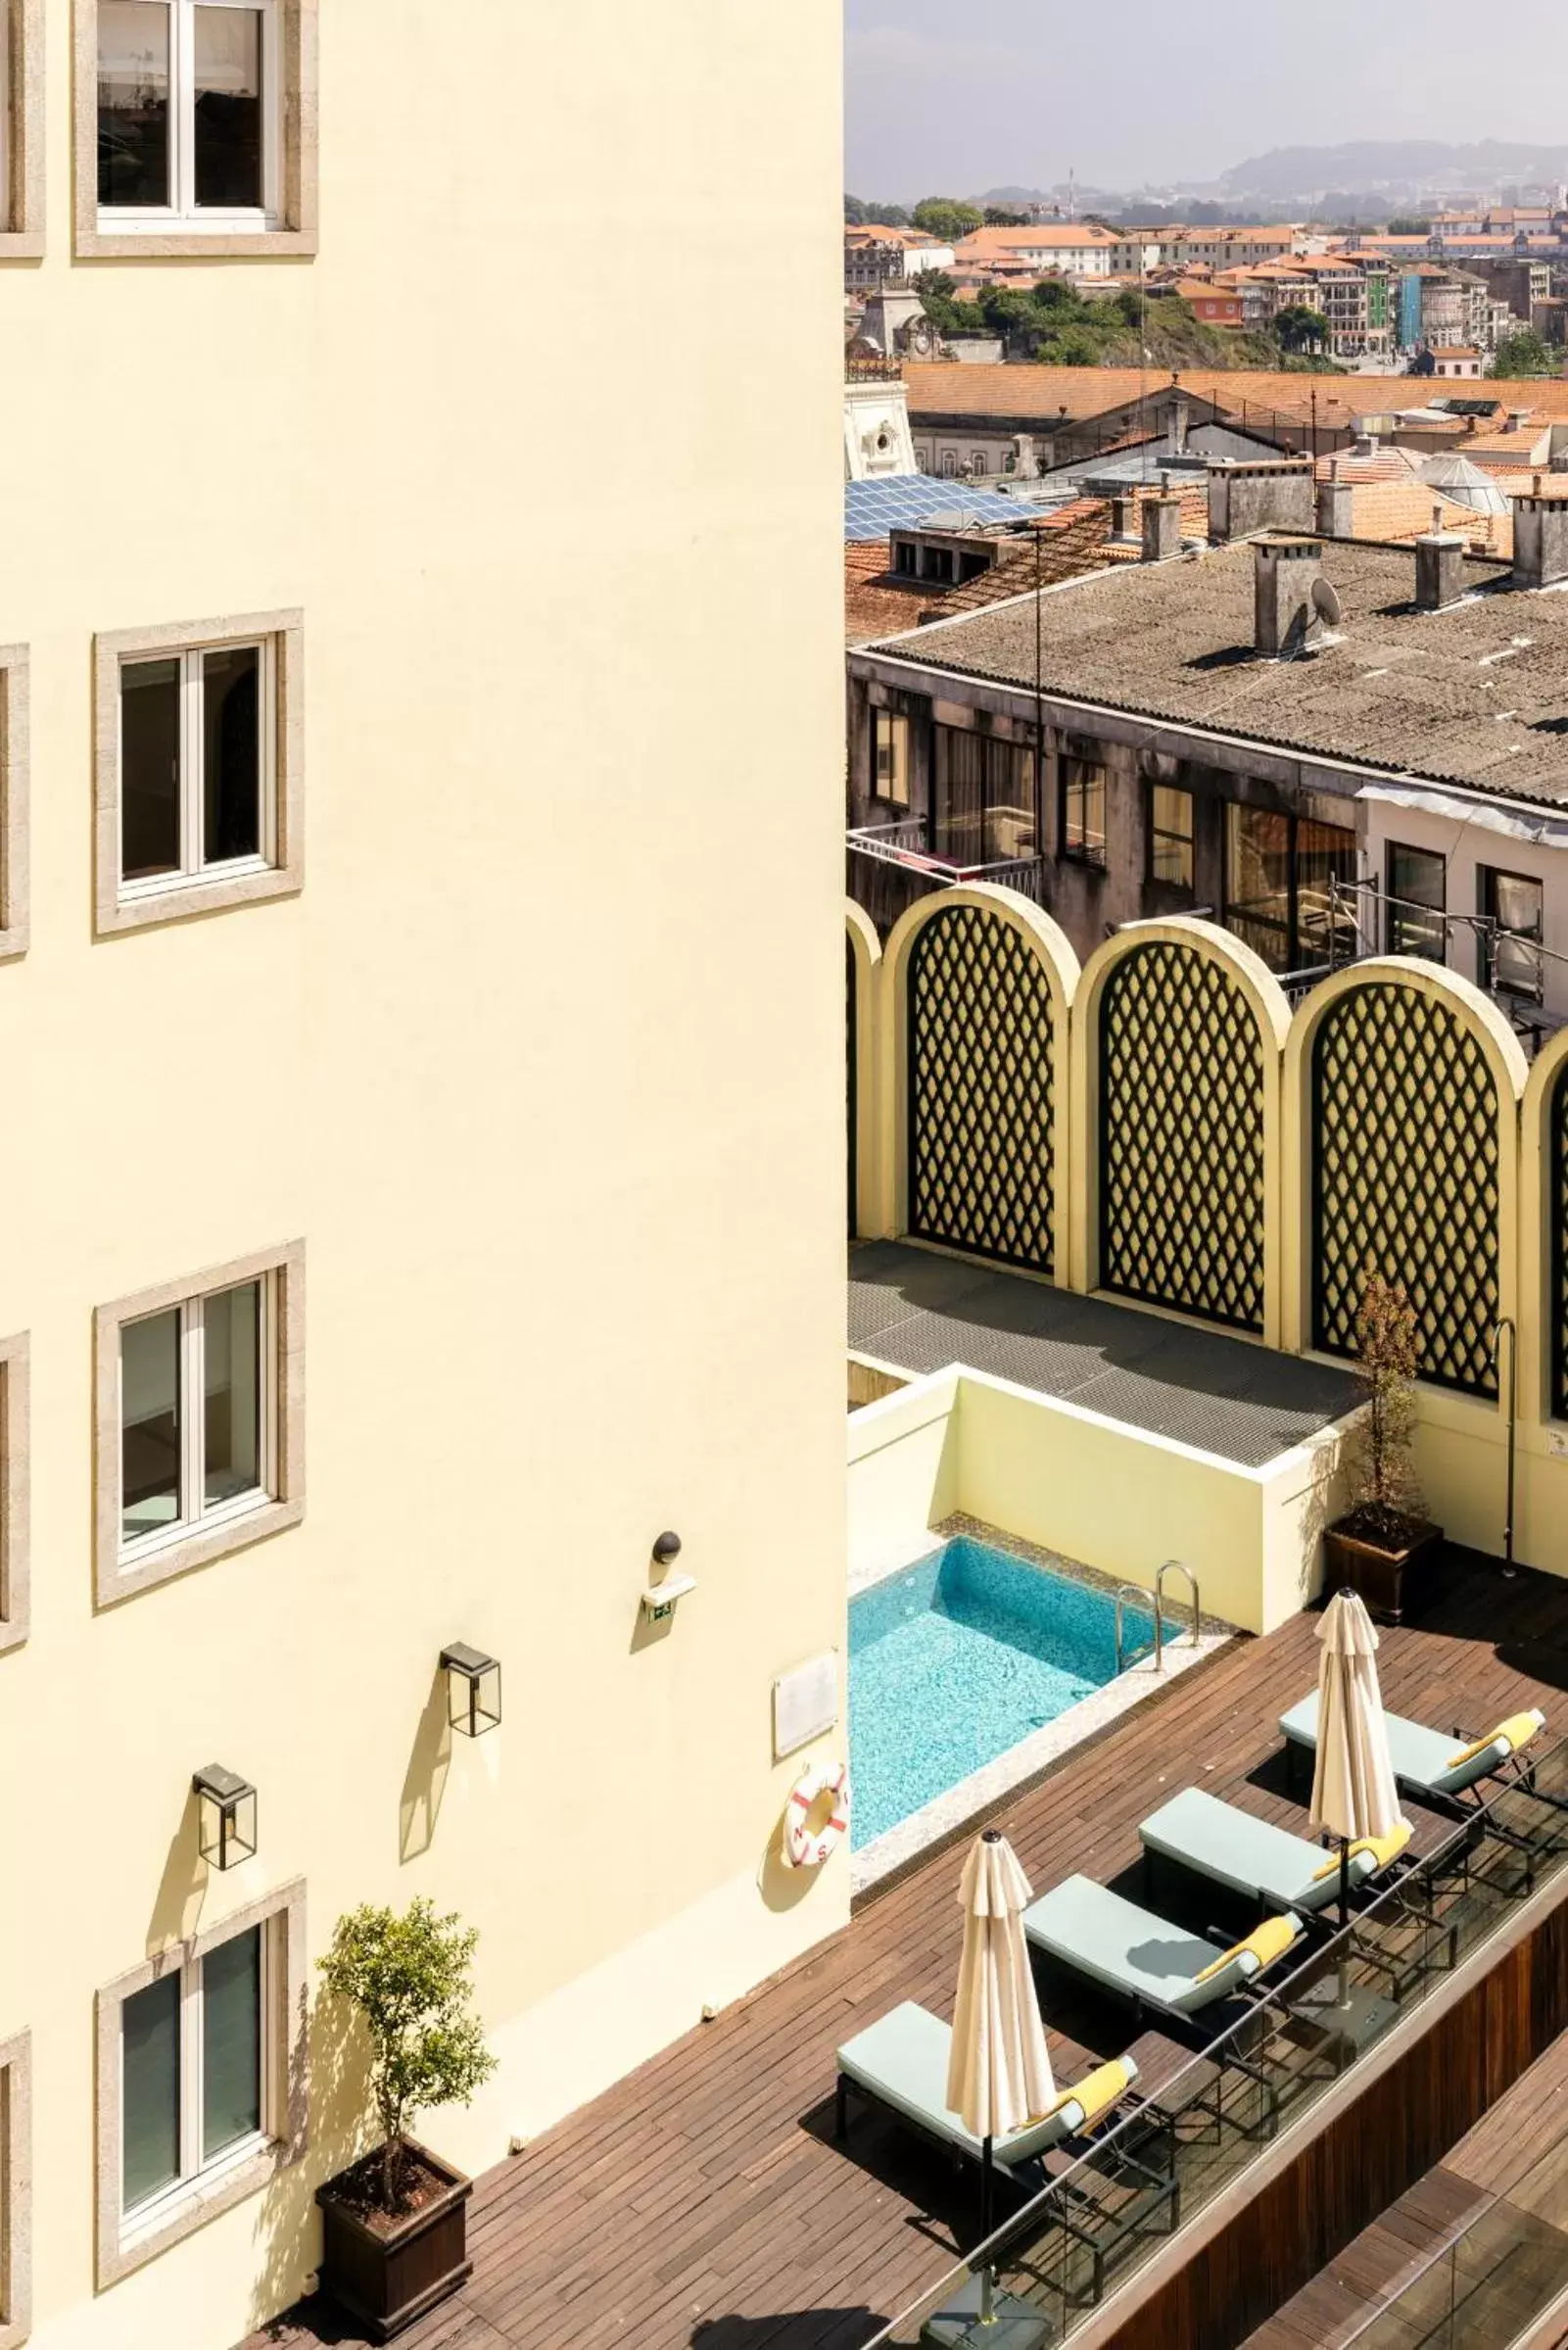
1023;1874;1303;2016
1141;1785;1386;1914
835;2000;1137;2172
1280;1691;1545;1799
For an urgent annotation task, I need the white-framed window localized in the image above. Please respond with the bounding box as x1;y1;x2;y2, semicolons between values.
96;0;280;233
119;1272;276;1564
0;0;45;255
118;635;275;898
119;1921;270;2241
96;1882;306;2286
96;1242;304;1607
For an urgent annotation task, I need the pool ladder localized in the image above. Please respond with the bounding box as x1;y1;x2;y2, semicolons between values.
1114;1560;1203;1675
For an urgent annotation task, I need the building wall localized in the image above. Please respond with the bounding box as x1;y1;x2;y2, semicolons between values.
0;6;846;2347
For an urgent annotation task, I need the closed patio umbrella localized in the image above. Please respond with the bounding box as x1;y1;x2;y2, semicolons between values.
946;1828;1056;2243
1310;1588;1402;1924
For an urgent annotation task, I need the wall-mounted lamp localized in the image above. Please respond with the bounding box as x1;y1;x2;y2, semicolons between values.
441;1643;501;1737
642;1531;697;1623
193;1764;258;1871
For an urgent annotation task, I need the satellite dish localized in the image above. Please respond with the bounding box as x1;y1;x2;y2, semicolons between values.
1313;576;1344;627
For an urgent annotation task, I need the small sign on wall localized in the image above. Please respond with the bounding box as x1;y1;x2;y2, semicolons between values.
774;1655;839;1761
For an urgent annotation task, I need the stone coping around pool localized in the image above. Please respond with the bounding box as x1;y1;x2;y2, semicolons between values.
849;1514;1239;1898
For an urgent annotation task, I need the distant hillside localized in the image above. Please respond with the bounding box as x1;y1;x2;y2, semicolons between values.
1223;139;1568;199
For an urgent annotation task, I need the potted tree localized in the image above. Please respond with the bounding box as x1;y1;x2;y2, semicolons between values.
1323;1270;1443;1624
314;1897;498;2341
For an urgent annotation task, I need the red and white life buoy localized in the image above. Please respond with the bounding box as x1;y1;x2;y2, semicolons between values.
783;1760;851;1869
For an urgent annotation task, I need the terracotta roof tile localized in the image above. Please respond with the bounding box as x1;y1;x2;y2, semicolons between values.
902;361;1568;430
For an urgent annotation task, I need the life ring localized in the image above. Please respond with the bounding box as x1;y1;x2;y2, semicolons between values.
783;1760;850;1869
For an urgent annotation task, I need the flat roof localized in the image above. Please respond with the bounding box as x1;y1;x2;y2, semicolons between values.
861;533;1568;807
851;1242;1358;1467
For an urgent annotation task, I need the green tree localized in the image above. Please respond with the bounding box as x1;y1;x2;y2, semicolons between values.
1031;275;1083;313
1494;328;1557;378
983;206;1030;226
1349;1271;1424;1539
844;196;910;228
1386;216;1431;236
319;1898;498;2212
912;196;984;243
1276;304;1333;355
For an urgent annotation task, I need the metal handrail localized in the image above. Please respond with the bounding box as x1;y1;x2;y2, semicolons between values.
1155;1559;1202;1668
1113;1586;1156;1676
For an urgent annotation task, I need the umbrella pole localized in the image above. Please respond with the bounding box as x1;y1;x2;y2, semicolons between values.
1339;1835;1351;1929
980;2138;995;2325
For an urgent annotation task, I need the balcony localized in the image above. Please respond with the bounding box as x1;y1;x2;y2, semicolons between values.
846;819;1047;933
1282;879;1568;1051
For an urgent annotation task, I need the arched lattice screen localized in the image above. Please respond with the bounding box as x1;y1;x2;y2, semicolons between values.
907;906;1055;1271
1312;984;1499;1397
1099;944;1266;1331
846;935;858;1239
1553;1062;1568;1422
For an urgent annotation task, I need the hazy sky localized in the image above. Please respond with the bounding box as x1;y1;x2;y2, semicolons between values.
845;0;1568;198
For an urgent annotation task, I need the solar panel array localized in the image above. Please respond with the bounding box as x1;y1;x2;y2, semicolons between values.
844;475;1055;542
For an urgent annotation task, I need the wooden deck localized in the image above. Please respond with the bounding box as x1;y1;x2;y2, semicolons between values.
243;1553;1568;2350
1242;2009;1568;2348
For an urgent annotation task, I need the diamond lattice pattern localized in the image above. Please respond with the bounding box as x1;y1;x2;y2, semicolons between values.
1313;984;1499;1397
908;907;1055;1270
1100;945;1265;1331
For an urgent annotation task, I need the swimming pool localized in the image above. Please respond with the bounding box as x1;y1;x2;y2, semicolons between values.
849;1537;1156;1849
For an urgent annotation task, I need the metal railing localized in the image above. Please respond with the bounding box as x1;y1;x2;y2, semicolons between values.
1309;877;1568;1051
845;820;1046;898
863;1736;1568;2348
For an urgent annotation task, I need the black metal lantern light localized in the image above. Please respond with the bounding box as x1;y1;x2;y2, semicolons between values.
441;1643;501;1738
193;1763;258;1870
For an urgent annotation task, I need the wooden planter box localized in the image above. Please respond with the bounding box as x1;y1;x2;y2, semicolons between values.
316;2137;472;2342
1324;1518;1443;1627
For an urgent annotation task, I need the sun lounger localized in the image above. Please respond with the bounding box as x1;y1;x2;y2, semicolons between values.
1140;1786;1411;1916
1279;1692;1545;1805
834;1999;1138;2176
1022;1874;1305;2020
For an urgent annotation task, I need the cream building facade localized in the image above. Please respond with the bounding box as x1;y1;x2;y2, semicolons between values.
0;5;846;2346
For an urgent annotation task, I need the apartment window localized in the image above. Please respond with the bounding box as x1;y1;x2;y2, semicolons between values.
96;1244;304;1605
1061;749;1108;867
0;2032;30;2350
1387;841;1446;960
95;611;302;933
96;1884;305;2285
872;709;910;808
971;450;987;476
940;450;958;478
0;0;44;254
1149;784;1194;888
934;725;1035;866
1480;866;1544;1002
0;1334;27;1658
1224;802;1358;973
77;0;317;255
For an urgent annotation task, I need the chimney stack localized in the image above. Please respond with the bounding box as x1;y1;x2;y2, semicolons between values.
1209;456;1316;544
1142;492;1183;562
1170;373;1191;456
1255;537;1325;656
1316;457;1354;538
1513;488;1568;589
1110;491;1137;543
1415;507;1466;609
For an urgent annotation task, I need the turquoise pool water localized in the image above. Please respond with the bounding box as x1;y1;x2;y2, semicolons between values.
849;1538;1155;1848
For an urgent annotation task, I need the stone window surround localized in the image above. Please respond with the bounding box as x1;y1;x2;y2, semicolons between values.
0;1332;29;1656
73;0;318;260
0;645;28;962
94;1240;305;1608
93;609;304;936
0;2030;31;2350
0;0;44;257
95;1879;307;2288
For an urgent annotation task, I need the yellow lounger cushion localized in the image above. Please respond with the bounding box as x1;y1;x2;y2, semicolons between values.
1041;2057;1132;2130
1447;1711;1545;1769
1193;1913;1298;1986
1311;1819;1413;1882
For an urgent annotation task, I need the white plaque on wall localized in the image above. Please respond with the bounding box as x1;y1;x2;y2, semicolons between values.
774;1654;839;1761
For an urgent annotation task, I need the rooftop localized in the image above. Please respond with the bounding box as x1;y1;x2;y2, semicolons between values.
901;362;1568;431
862;532;1568;807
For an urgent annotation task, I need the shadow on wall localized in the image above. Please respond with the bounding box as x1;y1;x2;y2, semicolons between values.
147;1785;210;1955
244;1965;370;2337
400;1664;452;1862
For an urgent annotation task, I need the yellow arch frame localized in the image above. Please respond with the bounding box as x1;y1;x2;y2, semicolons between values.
1070;919;1293;1343
844;901;882;1241
880;886;1081;1276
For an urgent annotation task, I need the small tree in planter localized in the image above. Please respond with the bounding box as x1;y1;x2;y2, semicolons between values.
315;1899;498;2339
1326;1269;1442;1622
